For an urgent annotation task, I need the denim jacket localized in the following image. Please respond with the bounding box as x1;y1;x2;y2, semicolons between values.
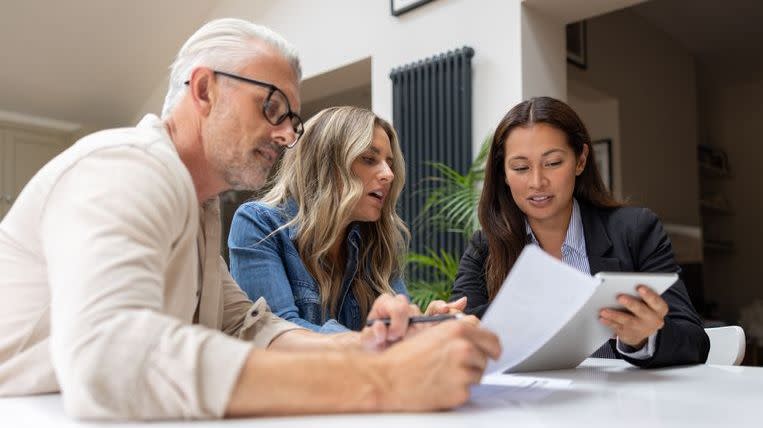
228;200;407;333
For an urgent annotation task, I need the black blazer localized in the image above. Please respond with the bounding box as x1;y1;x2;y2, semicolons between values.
451;201;709;368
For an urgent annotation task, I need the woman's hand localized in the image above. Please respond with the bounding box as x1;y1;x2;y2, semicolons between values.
599;285;669;349
425;296;468;316
359;294;422;351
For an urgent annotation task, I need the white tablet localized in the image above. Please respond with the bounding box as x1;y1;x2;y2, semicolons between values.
592;272;678;312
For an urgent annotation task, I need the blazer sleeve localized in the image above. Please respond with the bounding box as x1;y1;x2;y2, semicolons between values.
451;231;491;317
617;208;710;368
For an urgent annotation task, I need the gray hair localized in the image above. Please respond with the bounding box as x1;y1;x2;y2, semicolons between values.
161;18;301;118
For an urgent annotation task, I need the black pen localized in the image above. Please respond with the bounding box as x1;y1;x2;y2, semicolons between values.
365;313;463;327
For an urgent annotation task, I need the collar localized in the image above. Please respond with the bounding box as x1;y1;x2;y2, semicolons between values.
136;114;177;152
526;198;587;257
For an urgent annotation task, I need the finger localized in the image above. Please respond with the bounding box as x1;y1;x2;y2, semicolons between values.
599;308;635;326
449;338;489;379
408;303;422;316
457;367;487;394
452;323;502;360
386;294;412;341
599;316;623;333
425;300;449;316
367;294;410;341
601;317;630;341
637;285;669;317
459;315;480;327
617;294;655;322
367;293;394;320
359;322;389;351
358;324;382;351
372;320;388;348
460;345;489;373
447;296;468;312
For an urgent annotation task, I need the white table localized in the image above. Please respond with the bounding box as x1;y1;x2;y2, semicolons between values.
1;359;761;427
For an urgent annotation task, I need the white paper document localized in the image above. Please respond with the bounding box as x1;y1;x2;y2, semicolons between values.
469;374;572;406
480;373;572;389
481;245;677;374
482;245;600;374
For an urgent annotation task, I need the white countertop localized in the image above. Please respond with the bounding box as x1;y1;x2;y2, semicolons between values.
2;358;761;427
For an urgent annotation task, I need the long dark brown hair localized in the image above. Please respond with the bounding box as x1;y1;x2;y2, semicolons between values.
479;96;622;300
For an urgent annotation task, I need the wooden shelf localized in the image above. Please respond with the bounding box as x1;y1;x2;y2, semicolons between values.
703;240;735;252
700;201;734;215
699;163;732;179
698;145;734;257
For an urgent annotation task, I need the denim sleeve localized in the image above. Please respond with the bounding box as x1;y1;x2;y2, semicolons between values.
391;276;409;298
228;203;347;334
319;319;351;333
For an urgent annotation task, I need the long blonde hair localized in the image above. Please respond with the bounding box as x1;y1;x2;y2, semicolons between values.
261;106;409;321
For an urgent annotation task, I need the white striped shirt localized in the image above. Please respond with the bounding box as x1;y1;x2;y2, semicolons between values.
525;199;591;274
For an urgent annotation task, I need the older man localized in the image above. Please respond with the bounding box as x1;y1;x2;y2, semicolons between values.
0;18;500;420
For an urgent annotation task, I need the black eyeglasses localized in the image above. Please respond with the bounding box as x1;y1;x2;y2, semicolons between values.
184;70;304;148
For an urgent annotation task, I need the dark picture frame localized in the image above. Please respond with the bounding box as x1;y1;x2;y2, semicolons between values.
592;139;613;192
391;0;435;16
566;21;587;69
697;144;731;175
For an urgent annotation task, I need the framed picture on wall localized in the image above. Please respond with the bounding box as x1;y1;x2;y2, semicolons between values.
391;0;435;16
592;139;613;192
566;21;587;69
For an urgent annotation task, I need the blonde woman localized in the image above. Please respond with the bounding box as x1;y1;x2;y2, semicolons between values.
229;106;430;333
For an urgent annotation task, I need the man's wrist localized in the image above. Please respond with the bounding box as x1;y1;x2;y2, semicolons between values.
365;353;395;411
329;331;362;351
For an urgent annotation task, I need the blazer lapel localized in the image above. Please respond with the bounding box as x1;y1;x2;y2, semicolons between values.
580;201;622;274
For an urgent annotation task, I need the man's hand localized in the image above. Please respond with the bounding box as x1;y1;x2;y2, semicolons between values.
599;285;668;348
373;318;501;411
227;317;501;417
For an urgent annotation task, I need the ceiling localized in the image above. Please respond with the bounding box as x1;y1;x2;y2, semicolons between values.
632;0;763;81
0;0;218;130
525;0;647;24
1;0;761;131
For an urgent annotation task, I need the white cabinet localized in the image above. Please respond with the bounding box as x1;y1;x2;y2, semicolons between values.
0;127;70;220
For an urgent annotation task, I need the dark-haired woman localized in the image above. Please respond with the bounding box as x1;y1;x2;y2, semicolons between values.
451;97;708;368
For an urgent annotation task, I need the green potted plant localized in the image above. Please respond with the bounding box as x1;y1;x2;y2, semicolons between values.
406;136;491;310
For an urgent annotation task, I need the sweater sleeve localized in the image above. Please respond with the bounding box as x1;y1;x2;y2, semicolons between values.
42;146;253;420
219;255;303;345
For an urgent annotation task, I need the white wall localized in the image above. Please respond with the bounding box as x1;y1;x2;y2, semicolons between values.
521;5;566;101
567;9;701;227
140;0;526;157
